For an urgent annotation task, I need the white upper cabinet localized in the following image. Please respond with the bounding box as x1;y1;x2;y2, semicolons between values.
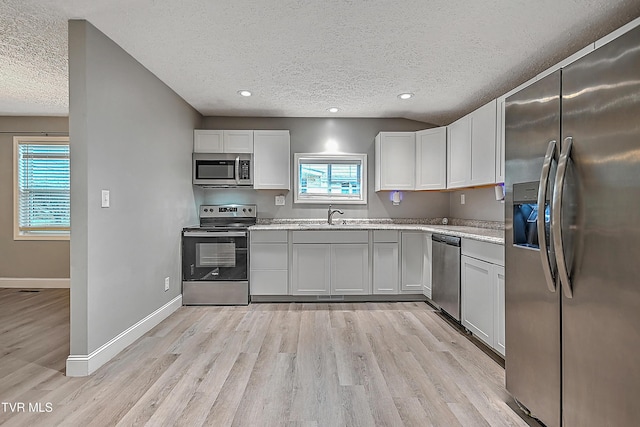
194;130;223;153
415;127;447;190
223;130;254;153
469;99;497;186
447;115;472;189
375;132;416;191
193;129;254;153
447;99;497;189
253;130;290;190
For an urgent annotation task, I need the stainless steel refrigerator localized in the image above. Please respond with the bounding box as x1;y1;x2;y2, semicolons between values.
505;24;640;427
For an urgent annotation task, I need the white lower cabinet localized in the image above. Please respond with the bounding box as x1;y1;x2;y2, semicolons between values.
461;239;505;356
494;266;506;356
292;244;331;295
461;255;494;346
423;233;433;299
331;244;369;295
401;232;425;292
291;231;370;296
250;231;289;295
373;231;399;294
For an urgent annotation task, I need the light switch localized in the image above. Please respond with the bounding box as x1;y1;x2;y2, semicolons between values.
101;190;110;208
460;194;465;205
275;195;285;206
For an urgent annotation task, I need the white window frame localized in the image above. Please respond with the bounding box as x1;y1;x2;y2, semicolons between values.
294;153;368;205
13;136;70;241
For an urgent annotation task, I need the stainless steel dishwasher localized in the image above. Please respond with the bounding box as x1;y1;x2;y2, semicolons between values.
431;234;461;320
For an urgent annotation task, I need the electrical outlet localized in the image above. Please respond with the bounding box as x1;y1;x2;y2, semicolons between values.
164;277;170;292
460;194;466;205
275;195;285;206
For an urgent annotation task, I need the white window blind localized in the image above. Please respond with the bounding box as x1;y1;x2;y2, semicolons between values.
17;142;70;236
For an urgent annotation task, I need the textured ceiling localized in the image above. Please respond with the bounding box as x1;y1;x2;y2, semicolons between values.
1;0;640;124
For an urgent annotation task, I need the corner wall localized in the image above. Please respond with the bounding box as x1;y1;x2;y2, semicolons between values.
68;20;201;375
0;117;70;282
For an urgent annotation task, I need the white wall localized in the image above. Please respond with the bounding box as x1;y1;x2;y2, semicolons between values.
68;20;201;368
201;116;451;219
449;186;505;222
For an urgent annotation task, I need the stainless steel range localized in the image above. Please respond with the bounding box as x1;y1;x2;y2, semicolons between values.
182;204;256;305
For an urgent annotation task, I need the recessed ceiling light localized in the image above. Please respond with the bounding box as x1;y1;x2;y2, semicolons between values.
327;107;339;113
398;93;414;100
237;90;252;97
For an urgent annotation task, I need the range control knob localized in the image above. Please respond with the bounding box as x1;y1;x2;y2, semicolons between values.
204;208;208;212
248;208;253;212
242;208;247;212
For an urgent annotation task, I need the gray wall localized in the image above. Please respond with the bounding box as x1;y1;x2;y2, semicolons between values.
69;20;202;354
0;117;70;278
449;186;505;222
201;117;451;219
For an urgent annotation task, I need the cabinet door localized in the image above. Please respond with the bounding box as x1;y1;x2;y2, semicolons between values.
292;244;330;295
470;99;497;186
415;128;447;190
375;132;416;191
331;244;369;295
253;130;290;190
447;116;471;188
194;130;223;153
401;232;424;292
223;130;254;153
461;255;494;346
494;265;506;356
373;243;399;294
250;242;288;295
422;233;432;299
495;96;506;184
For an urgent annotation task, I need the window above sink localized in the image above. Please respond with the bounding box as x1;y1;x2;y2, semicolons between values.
294;153;367;204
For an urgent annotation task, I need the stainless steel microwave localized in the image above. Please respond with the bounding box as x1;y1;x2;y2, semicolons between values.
192;153;253;187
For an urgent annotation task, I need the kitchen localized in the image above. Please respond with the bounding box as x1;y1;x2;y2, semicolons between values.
2;1;640;426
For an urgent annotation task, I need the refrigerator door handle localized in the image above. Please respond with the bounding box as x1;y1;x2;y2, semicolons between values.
538;139;557;292
553;136;573;298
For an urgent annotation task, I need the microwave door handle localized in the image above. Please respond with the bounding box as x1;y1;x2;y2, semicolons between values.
552;136;573;299
235;156;240;184
538;139;557;292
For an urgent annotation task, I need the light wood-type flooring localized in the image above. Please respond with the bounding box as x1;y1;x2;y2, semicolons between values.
0;288;535;426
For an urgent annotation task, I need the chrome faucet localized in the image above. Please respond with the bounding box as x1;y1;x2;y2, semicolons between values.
327;205;344;225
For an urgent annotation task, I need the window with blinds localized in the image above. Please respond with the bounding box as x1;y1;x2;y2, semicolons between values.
14;136;70;240
294;153;367;204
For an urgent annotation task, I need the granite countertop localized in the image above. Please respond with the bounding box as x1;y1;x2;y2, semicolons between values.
249;219;504;245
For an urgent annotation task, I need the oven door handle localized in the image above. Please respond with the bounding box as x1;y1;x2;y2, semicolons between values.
183;231;247;237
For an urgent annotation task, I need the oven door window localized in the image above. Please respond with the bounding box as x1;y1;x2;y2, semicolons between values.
183;235;248;281
196;242;236;267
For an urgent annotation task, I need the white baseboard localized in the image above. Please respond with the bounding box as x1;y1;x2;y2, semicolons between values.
66;294;182;377
0;277;70;288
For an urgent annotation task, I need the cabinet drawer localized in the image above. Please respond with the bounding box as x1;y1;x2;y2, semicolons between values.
292;230;368;244
250;243;288;270
251;230;288;243
373;230;398;243
462;239;504;266
250;270;288;295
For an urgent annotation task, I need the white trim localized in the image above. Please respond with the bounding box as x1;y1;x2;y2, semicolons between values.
66;295;183;377
0;277;70;288
294;152;368;205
